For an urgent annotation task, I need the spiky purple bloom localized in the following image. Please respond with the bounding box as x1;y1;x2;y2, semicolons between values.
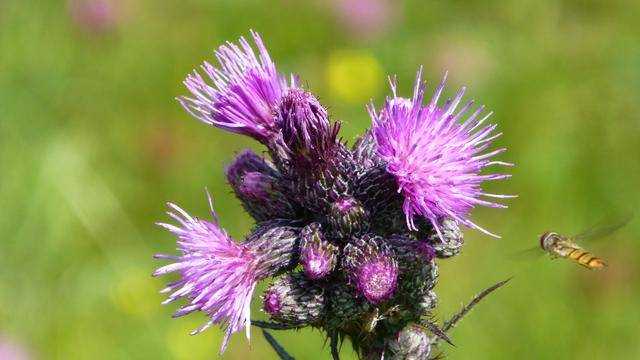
343;235;399;303
179;31;296;143
299;224;337;280
154;195;299;353
370;69;514;238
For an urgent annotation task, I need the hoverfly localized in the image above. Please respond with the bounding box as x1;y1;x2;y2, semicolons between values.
535;215;631;270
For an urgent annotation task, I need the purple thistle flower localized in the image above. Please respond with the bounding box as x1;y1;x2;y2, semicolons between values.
178;31;296;143
299;224;337;280
370;68;515;238
343;235;399;303
162;31;516;356
154;192;300;353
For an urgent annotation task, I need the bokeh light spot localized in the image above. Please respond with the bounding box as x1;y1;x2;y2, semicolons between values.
325;50;384;105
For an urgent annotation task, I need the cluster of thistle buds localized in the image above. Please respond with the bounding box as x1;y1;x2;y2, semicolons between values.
154;30;514;359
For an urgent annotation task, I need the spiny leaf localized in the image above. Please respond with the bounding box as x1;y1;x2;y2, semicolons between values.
420;320;454;346
442;278;511;334
329;330;341;360
262;330;295;360
252;320;300;330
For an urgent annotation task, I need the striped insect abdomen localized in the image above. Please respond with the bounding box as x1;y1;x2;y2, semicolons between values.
565;247;606;270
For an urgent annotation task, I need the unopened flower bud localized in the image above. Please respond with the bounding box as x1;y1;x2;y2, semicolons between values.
244;220;303;276
354;165;405;235
275;89;339;166
326;282;372;329
300;224;337;280
388;323;431;360
343;235;399;304
388;236;439;305
328;196;370;237
293;144;354;213
427;218;464;258
352;131;385;173
388;236;436;271
416;290;438;315
226;150;298;221
262;272;326;327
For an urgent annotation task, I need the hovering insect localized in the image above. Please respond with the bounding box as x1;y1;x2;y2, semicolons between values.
534;215;631;270
539;232;607;270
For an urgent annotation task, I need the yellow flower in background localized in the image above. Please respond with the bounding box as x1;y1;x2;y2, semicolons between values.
325;50;384;104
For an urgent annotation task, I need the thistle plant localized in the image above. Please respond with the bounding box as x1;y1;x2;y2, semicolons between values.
154;31;514;359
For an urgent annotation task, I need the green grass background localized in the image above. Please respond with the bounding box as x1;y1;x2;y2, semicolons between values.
1;0;640;359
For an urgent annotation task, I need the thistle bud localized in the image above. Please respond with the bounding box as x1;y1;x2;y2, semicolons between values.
354;165;405;235
299;224;338;280
262;272;326;327
427;218;464;258
388;236;436;271
245;220;303;276
388;236;439;305
274;89;339;166
293;144;354;213
328;196;370;238
388;324;431;360
416;290;438;315
343;235;399;304
352;131;385;173
326;282;372;329
226;150;298;221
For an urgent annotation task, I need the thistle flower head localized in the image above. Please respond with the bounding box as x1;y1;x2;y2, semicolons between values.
154;194;300;353
343;235;399;303
179;30;296;142
153;197;256;353
370;68;514;238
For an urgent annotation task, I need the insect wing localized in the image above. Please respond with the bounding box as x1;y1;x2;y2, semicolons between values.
572;213;632;243
512;246;544;260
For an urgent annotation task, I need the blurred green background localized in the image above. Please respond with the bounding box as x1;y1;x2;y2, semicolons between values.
2;0;639;359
